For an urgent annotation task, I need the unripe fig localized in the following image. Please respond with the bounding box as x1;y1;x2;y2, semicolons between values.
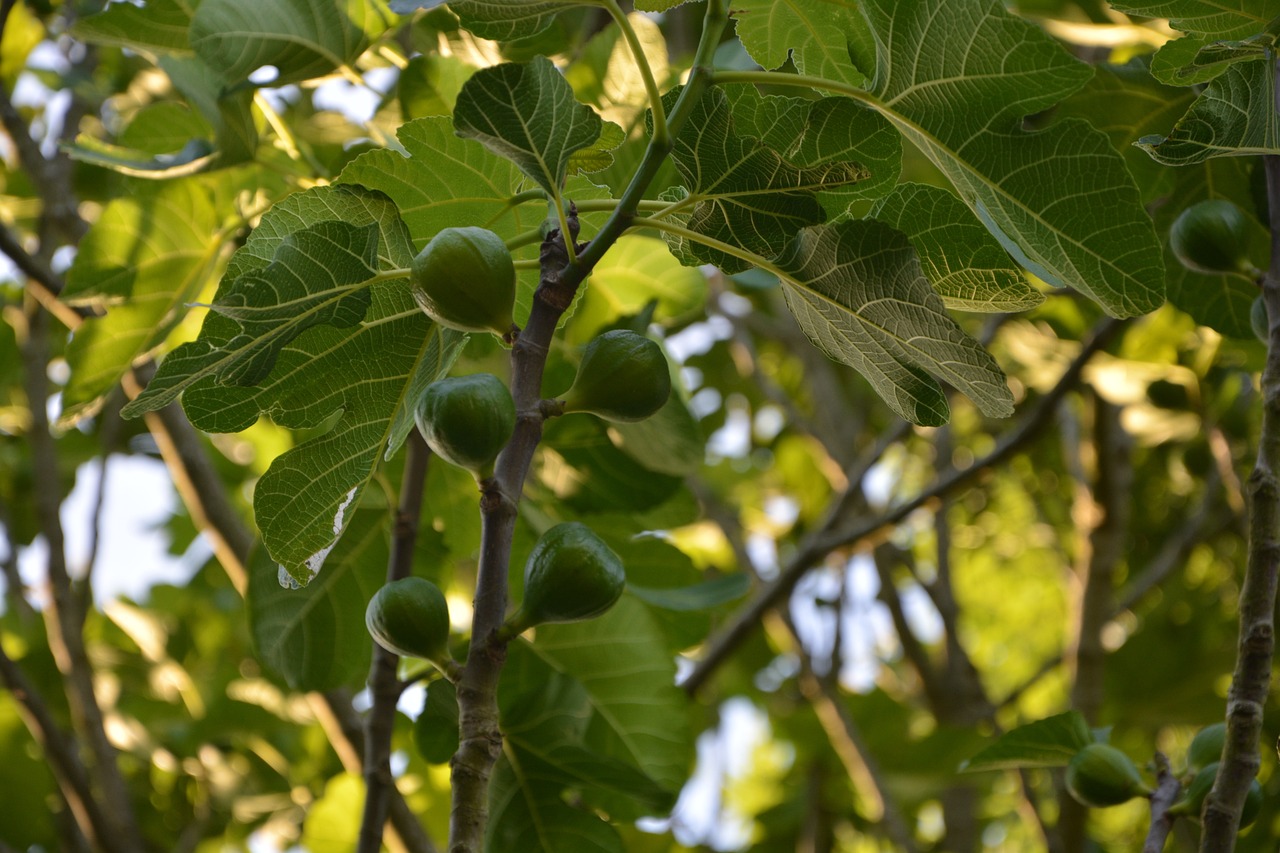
1065;743;1147;808
561;330;671;423
410;226;516;335
1252;296;1268;343
1187;722;1226;773
366;577;451;663
415;373;515;477
1172;761;1263;827
1169;200;1259;277
507;522;625;634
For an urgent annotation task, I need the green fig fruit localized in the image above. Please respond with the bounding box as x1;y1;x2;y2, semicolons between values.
415;373;516;477
1169;200;1259;277
1252;296;1268;344
508;522;625;633
410;226;516;335
1187;722;1227;773
365;577;451;663
1065;743;1147;808
561;330;671;423
1172;761;1263;827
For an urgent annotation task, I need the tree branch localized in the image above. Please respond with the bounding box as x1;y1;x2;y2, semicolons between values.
359;431;431;853
1144;753;1182;853
20;305;144;852
683;318;1127;696
1200;147;1280;851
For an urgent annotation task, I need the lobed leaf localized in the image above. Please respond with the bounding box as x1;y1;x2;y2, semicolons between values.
658;84;891;272
731;0;873;87
774;219;1014;426
869;183;1042;313
858;0;1164;318
1107;0;1276;40
60;174;262;425
71;0;195;53
1138;59;1280;165
453;56;604;196
124;185;466;583
190;0;379;86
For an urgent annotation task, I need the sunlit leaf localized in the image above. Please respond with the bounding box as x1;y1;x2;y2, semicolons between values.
731;0;873;86
859;0;1165;318
453;56;604;196
775;219;1014;426
869;184;1042;313
1138;59;1280;165
190;0;379;86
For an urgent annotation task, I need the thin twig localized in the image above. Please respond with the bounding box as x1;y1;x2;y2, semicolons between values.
683;319;1127;695
358;431;431;853
1144;753;1182;853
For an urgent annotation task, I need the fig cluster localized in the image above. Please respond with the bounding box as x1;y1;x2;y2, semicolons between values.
1060;724;1265;830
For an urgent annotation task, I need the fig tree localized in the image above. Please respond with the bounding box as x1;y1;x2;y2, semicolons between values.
561;330;671;423
1169;199;1259;277
415;373;516;477
1065;743;1148;808
366;577;451;664
410;226;516;335
506;522;625;634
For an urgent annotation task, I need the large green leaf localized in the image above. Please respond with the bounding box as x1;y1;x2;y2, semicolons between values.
248;508;386;690
395;0;591;41
1108;0;1276;40
774;219;1014;426
453;56;604;196
1138;59;1280;165
658;84;893;272
60;174;257;425
858;0;1164;318
190;0;379;86
868;184;1042;313
123;185;466;583
528;596;692;794
486;755;622;853
72;0;196;53
731;0;873;86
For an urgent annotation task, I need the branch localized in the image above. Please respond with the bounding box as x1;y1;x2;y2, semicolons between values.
1144;753;1182;853
359;431;431;853
683;319;1127;695
20;306;144;852
448;5;730;848
1200;148;1280;852
0;641;104;851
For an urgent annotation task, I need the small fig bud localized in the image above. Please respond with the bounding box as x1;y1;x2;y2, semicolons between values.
1169;200;1259;277
506;522;625;634
415;373;516;477
366;577;451;664
1065;743;1147;808
561;330;671;423
410;226;516;335
1187;722;1226;773
1171;761;1263;827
